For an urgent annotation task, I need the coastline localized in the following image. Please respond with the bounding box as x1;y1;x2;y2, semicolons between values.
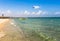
0;19;28;41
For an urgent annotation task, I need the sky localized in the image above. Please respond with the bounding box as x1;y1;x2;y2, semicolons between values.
0;0;60;17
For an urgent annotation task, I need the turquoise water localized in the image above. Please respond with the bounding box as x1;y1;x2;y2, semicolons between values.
15;17;60;41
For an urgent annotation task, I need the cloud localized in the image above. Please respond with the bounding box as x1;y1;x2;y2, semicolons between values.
0;10;12;16
24;10;30;15
55;12;60;14
0;10;5;14
33;5;40;9
23;10;47;16
36;10;48;15
3;10;12;16
6;10;12;14
5;10;12;16
32;12;36;14
36;10;42;15
0;10;5;16
0;9;47;17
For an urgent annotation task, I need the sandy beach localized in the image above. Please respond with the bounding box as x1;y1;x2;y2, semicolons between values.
0;19;28;41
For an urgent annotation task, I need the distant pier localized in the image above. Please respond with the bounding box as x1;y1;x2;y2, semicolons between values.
0;17;11;19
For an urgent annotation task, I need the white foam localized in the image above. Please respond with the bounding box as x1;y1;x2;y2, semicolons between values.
11;22;14;25
10;22;16;27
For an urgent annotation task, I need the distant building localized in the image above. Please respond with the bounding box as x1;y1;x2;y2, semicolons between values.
2;14;4;16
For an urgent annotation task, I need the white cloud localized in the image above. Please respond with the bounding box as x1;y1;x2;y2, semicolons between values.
55;12;60;14
33;5;40;9
6;10;12;14
23;10;47;16
5;10;12;16
36;10;47;15
0;10;5;14
0;9;48;17
36;10;42;15
0;10;12;16
24;10;30;15
0;10;5;16
32;12;36;14
42;11;48;14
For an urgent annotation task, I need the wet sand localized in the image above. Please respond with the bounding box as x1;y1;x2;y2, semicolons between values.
0;19;28;41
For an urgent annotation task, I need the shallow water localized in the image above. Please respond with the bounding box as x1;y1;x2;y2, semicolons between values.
15;17;60;41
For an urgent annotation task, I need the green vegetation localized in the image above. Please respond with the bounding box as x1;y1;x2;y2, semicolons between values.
19;18;27;20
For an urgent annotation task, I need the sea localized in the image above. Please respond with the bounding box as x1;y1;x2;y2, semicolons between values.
14;17;60;41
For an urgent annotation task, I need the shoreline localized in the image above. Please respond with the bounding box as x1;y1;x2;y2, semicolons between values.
0;19;28;41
